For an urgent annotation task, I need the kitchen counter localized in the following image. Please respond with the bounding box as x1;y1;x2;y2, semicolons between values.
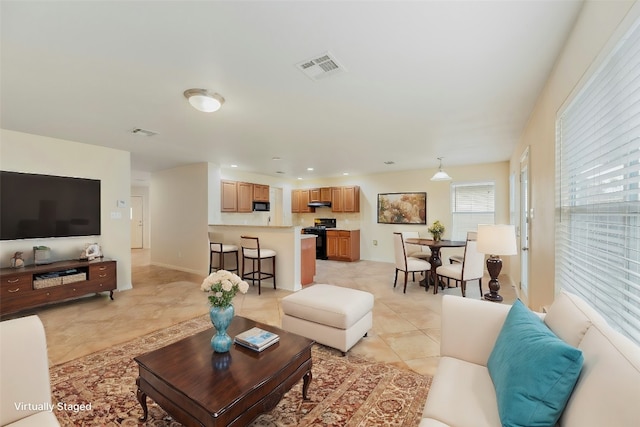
208;225;309;292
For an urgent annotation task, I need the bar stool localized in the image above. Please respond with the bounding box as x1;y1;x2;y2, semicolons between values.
209;233;239;274
240;236;276;295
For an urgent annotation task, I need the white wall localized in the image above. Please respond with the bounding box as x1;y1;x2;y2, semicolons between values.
509;0;638;310
0;129;132;290
294;161;510;264
150;163;209;275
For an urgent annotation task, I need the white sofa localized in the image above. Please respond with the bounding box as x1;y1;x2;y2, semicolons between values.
421;292;640;427
0;315;60;427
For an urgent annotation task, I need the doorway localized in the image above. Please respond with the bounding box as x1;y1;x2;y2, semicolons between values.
130;196;143;249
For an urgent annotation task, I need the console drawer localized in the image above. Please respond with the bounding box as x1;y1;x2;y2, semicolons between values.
1;273;33;297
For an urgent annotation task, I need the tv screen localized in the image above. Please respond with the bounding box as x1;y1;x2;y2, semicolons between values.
0;171;101;240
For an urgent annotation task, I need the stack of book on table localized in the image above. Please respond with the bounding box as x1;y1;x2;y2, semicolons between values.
234;327;280;352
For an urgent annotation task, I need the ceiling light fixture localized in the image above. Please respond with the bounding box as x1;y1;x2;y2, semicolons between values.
430;157;452;181
183;88;225;113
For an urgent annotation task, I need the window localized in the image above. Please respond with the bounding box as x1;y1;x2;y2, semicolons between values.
451;182;495;241
556;18;640;345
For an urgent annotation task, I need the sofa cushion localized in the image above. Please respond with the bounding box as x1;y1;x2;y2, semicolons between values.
560;322;640;427
488;300;584;427
422;357;500;427
544;291;606;348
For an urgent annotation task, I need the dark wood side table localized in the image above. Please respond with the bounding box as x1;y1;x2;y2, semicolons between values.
134;316;314;427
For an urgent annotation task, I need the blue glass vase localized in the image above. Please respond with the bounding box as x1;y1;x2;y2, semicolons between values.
209;305;234;353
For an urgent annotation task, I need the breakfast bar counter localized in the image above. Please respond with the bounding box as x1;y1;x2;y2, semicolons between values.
209;225;310;292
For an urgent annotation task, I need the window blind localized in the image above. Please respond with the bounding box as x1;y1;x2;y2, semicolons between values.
451;182;495;241
556;17;640;345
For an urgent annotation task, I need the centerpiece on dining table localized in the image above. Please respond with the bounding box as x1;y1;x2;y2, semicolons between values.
428;220;445;242
201;270;250;352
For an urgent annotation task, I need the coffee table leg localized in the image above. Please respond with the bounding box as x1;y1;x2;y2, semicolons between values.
302;370;312;400
136;380;148;421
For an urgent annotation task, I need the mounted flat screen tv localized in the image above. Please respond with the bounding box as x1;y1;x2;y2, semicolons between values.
0;171;101;240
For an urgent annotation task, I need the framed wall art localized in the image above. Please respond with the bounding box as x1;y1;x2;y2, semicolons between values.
377;192;427;224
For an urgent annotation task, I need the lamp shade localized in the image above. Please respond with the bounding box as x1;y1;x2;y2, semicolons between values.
183;89;224;112
477;224;517;256
431;170;452;181
430;157;452;181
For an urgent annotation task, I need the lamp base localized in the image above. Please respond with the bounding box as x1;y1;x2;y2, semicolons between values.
483;256;503;303
484;290;503;303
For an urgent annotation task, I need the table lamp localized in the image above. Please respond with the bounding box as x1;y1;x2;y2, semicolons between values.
477;224;517;302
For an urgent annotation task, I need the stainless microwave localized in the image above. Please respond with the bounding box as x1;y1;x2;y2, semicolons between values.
253;201;270;212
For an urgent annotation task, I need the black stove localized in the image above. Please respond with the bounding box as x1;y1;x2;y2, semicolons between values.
302;218;336;259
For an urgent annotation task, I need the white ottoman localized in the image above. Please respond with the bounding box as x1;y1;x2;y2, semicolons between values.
281;284;374;354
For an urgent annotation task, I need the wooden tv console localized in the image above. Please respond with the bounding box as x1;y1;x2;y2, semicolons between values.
0;258;116;317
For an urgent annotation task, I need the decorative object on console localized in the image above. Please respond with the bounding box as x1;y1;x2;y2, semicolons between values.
428;220;445;241
183;88;225;112
33;246;51;265
201;270;249;352
377;192;427;224
477;224;517;302
430;157;452;181
81;243;102;261
10;251;24;268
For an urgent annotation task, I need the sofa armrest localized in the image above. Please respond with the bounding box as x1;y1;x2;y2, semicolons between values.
440;295;512;366
0;315;55;426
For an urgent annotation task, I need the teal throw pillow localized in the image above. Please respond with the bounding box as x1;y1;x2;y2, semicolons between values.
487;299;583;427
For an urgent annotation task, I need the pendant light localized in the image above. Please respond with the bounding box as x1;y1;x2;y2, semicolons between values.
430;157;452;181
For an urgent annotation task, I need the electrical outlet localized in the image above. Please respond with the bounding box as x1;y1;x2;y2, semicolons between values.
373;240;378;246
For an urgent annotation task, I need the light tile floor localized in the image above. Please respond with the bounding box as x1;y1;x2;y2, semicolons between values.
33;249;516;376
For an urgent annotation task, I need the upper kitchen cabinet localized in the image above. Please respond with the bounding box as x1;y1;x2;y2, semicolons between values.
221;180;238;212
221;180;268;213
291;189;314;213
331;186;360;213
237;182;253;212
253;184;270;202
310;187;332;203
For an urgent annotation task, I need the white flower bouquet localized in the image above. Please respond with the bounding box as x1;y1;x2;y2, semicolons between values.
201;270;249;308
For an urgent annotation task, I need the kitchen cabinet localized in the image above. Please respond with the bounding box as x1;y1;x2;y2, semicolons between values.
326;230;360;262
222;180;268;212
301;236;316;285
237;182;253;213
291;189;314;213
253;184;270;202
310;187;331;203
331;186;360;213
221;180;238;212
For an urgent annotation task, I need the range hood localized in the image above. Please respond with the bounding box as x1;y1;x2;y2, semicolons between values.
308;201;332;208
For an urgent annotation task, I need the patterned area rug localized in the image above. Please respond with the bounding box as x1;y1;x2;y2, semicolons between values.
50;315;431;426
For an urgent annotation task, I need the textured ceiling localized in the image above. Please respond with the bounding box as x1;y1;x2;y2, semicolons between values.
1;0;583;180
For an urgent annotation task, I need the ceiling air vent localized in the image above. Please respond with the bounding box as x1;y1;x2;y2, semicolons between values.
296;52;345;81
131;128;158;137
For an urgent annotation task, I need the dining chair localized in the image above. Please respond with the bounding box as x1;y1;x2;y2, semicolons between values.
240;236;276;295
435;232;484;297
208;232;239;274
393;232;431;293
401;231;432;260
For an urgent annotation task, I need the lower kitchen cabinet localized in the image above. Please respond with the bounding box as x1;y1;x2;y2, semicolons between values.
326;230;360;262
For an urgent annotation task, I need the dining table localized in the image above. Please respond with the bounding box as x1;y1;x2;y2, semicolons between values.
405;238;466;293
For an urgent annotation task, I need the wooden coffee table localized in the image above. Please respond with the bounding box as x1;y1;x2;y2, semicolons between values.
134;316;314;426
